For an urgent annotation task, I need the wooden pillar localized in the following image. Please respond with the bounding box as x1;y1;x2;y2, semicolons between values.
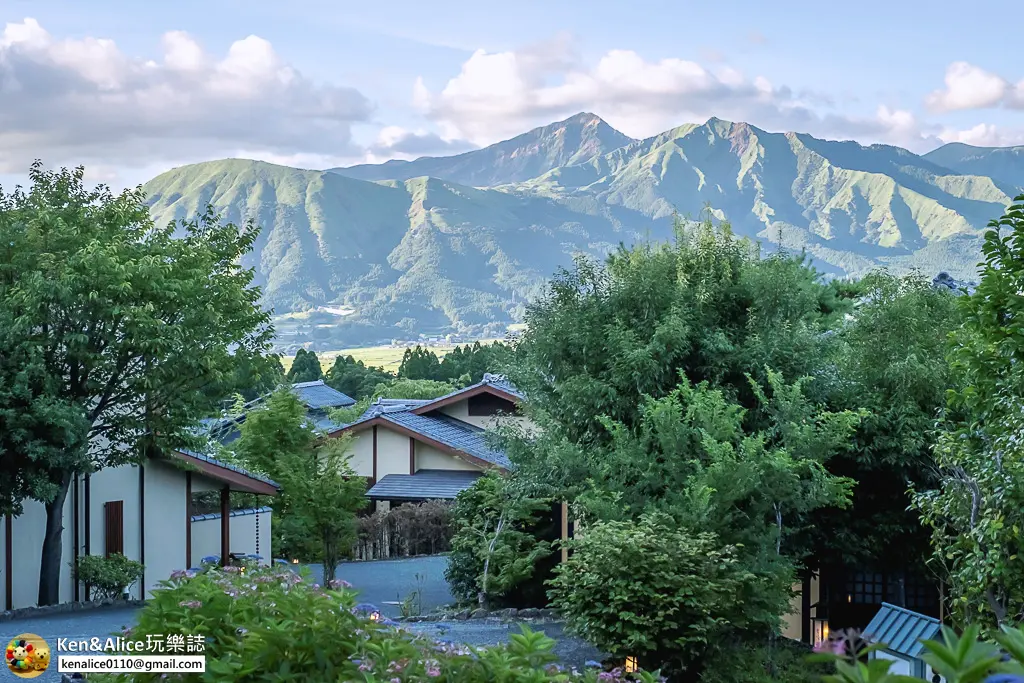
409;437;416;474
84;473;91;601
220;487;230;567
73;473;80;602
4;514;12;610
185;472;192;569
560;501;569;563
372;426;378;482
138;465;146;597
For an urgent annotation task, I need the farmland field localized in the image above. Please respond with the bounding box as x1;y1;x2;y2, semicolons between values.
281;340;503;374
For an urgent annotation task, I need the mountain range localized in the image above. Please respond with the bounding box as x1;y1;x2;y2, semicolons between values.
142;113;1023;347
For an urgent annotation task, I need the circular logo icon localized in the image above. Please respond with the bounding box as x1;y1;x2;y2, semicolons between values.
5;634;50;678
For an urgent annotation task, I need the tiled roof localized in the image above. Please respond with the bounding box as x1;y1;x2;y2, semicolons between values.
191;506;273;522
864;603;942;658
380;411;510;469
291;380;356;409
366;470;483;500
176;449;280;488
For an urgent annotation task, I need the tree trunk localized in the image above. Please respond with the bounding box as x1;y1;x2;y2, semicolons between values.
39;472;72;606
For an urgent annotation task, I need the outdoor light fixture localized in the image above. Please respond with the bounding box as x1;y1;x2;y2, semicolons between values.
812;617;830;644
624;656;638;673
370;611;381;622
291;558;299;564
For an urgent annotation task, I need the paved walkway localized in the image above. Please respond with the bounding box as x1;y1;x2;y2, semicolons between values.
2;556;597;681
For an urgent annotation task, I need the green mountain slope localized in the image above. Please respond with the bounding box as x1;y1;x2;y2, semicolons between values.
924;142;1024;192
145;159;637;345
331;112;636;187
143;117;1020;347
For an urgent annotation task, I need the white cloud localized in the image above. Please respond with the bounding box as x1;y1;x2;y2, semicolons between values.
926;61;1024;112
938;123;1024;148
413;39;945;152
0;18;374;174
367;125;476;159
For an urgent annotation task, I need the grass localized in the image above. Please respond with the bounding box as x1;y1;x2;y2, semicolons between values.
281;340;502;374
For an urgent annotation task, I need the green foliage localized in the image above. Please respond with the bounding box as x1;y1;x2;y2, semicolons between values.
72;554;145;600
811;272;962;574
0;163;272;604
94;564;661;682
231;388;366;574
325;354;394;399
286;348;323;383
445;472;554;609
813;623;1024;683
912;194;1024;628
549;512;784;676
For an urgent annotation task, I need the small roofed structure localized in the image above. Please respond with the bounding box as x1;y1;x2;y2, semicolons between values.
863;602;942;679
205;380;356;443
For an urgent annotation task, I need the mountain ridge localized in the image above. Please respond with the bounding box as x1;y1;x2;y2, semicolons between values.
142;115;1021;347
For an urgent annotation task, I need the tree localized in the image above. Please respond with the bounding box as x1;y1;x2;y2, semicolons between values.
445;472;553;609
325;355;393;400
809;273;962;589
398;346;442;380
0;164;272;605
286;348;324;384
913;194;1024;628
436;342;512;384
232;388;366;577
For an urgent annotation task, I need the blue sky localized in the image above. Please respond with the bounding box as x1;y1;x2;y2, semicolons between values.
1;0;1021;189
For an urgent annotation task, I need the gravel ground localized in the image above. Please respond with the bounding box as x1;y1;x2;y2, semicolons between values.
2;556;599;680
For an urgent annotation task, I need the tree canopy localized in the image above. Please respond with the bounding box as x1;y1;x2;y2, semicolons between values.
0;163;273;604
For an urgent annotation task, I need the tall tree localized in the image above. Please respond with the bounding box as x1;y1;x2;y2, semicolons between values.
232;388;366;579
0;164;272;605
324;355;393;400
809;273;962;588
913;194;1024;627
286;348;323;384
398;346;441;380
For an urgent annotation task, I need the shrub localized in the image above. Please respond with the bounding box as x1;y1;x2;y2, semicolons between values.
699;641;827;683
72;553;145;600
92;563;663;682
549;512;785;676
355;500;454;560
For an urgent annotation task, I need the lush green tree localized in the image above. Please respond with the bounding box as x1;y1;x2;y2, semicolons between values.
398;345;442;380
0;164;272;605
437;341;512;383
808;273;962;586
445;472;553;609
913;194;1024;628
286;348;323;383
324;354;393;400
232;388;366;575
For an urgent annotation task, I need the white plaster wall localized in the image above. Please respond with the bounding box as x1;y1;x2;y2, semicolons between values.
781;576;820;641
142;461;188;596
376;428;410;477
874;652;913;676
341;430;375;478
415;443;480;472
88;465;143;597
6;478;78;609
191;511;271;564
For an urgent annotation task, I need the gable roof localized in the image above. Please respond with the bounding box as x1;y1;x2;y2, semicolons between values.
410;373;524;415
171;449;280;496
864;603;942;658
291;380;357;409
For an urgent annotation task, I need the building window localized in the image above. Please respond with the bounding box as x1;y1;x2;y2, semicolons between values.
467;394;516;417
846;572;884;605
104;500;124;557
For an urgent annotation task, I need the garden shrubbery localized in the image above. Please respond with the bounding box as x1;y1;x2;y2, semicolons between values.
72;553;145;600
93;564;663;682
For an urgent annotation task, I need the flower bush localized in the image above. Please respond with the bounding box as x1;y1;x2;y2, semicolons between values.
72;553;145;600
92;563;663;682
812;624;1024;683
